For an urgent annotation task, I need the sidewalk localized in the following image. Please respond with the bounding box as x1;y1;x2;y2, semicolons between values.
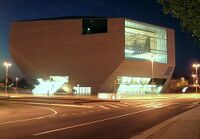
132;105;200;139
0;92;119;104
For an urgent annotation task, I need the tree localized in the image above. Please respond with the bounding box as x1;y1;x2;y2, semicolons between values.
168;77;188;93
157;0;200;40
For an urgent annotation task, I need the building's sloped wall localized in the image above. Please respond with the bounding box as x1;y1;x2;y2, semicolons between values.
10;18;124;93
161;28;176;93
99;60;171;93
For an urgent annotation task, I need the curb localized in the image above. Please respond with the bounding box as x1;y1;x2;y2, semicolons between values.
0;97;120;104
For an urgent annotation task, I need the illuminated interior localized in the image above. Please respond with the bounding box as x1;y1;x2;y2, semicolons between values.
32;76;69;96
73;86;91;95
116;76;164;94
125;20;167;63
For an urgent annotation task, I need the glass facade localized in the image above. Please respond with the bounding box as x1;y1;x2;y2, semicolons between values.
116;76;165;94
125;20;167;63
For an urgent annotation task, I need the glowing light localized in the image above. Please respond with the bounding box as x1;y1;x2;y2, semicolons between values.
73;86;91;95
4;62;12;67
62;85;72;93
192;64;200;68
117;76;163;95
182;87;188;93
98;93;113;99
32;76;69;96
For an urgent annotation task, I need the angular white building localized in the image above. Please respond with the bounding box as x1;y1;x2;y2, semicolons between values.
10;17;175;95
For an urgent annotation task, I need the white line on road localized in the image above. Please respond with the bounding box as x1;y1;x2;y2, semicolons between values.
48;115;57;118
132;103;171;109
60;114;68;117
193;101;199;104
99;105;110;110
12;101;93;109
121;102;131;105
114;103;129;107
0;107;57;125
33;107;156;136
71;113;78;115
107;104;120;108
132;103;152;108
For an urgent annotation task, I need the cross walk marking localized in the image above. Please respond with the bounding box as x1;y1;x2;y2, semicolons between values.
114;103;129;107
107;104;120;108
99;105;110;110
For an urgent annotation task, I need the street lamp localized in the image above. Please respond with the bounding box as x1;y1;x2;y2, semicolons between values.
192;63;200;93
3;62;12;98
77;84;80;96
151;54;155;94
151;55;154;83
192;74;196;85
16;77;19;93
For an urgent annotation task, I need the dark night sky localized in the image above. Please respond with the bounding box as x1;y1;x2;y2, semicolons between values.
0;0;200;79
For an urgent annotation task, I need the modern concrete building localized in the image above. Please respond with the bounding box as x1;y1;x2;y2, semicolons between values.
10;17;175;95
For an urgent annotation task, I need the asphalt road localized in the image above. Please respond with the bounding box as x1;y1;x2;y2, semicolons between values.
0;95;199;139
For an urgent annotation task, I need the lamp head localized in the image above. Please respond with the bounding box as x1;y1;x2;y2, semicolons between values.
3;62;11;67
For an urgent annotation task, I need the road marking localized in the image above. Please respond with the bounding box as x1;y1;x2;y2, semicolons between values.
11;101;92;109
71;113;78;115
99;105;110;110
34;107;156;136
48;115;57;118
115;103;129;107
122;102;132;105
0;107;57;125
193;101;199;104
153;104;170;108
133;103;170;109
140;103;154;107
107;104;120;108
132;105;146;108
60;114;67;117
185;105;196;109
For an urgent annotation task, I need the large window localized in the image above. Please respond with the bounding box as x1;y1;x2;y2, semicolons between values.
125;20;167;63
116;76;166;94
82;18;107;34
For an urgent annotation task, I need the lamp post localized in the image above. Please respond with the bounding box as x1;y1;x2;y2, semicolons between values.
3;62;12;98
151;54;155;94
16;77;18;93
192;74;196;85
192;63;200;93
77;84;80;97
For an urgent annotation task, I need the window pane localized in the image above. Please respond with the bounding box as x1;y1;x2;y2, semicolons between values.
125;20;167;63
82;18;107;34
116;76;165;94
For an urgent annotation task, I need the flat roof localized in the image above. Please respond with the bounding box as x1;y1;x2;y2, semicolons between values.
14;16;118;22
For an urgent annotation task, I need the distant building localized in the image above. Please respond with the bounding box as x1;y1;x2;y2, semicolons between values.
10;17;175;95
